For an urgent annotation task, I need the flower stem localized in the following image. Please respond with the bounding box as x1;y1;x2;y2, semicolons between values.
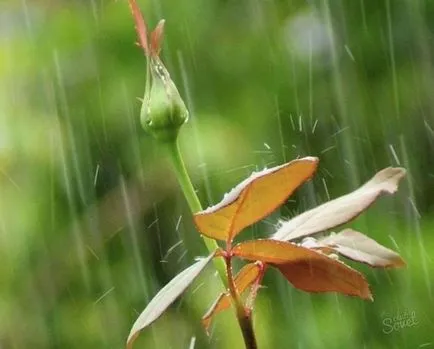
163;139;258;348
225;256;258;349
162;139;228;288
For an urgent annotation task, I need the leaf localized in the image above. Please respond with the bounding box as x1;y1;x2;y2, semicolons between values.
201;262;261;332
232;239;372;300
126;253;215;349
150;19;165;57
318;229;406;268
127;0;149;55
194;157;318;242
275;261;371;300
273;167;406;241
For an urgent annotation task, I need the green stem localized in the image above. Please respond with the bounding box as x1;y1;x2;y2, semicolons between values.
162;139;228;288
163;138;258;348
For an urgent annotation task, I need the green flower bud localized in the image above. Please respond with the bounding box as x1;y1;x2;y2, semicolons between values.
140;56;189;141
128;1;188;141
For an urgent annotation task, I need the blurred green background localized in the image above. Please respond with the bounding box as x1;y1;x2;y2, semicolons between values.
1;0;433;348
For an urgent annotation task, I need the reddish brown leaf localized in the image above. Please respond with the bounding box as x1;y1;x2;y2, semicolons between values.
127;253;215;349
127;0;149;55
201;262;261;332
232;239;372;300
194;157;318;242
273;167;406;241
318;229;406;268
150;19;165;57
275;260;371;300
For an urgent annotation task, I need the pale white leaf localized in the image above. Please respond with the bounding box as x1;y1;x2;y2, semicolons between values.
126;253;214;348
319;229;405;268
273;167;406;241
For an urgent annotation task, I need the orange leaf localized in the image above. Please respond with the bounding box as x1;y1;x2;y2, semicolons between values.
273;167;406;241
232;239;372;300
201;262;261;332
194;157;318;242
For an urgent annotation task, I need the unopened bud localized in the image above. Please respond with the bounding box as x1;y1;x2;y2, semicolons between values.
141;56;189;141
128;1;188;141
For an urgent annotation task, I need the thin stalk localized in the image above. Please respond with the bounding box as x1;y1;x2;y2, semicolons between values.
163;138;258;348
162;139;228;288
225;256;258;349
246;263;266;311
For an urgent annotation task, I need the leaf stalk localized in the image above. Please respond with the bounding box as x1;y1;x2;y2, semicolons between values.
225;255;258;349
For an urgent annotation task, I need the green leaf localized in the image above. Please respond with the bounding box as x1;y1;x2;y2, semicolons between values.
126;253;215;349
